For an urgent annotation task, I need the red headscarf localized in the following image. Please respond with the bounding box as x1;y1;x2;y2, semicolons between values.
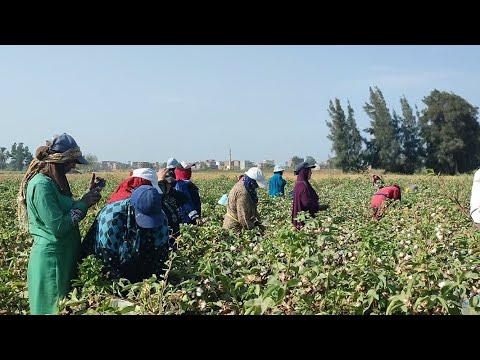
175;168;192;181
107;177;152;204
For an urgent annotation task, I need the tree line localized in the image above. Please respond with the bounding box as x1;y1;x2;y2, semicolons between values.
0;143;33;171
326;87;480;175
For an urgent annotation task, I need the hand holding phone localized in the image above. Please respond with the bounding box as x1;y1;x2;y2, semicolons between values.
94;178;106;190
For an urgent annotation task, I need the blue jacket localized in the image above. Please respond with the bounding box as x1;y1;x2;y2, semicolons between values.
175;180;201;224
269;173;286;197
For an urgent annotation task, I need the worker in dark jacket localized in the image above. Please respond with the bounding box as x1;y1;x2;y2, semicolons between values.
291;162;328;229
175;161;202;225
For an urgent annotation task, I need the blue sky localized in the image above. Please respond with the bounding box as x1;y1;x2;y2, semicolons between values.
0;45;479;166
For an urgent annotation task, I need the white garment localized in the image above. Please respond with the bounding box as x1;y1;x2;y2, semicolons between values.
470;169;480;223
131;168;162;195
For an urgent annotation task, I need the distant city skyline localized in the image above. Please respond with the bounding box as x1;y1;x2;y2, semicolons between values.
1;45;480;165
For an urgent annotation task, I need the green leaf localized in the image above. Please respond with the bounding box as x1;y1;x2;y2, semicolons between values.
465;272;479;279
437;297;449;312
119;305;136;314
261;297;276;314
378;274;387;289
367;289;379;301
316;236;325;247
286;278;300;288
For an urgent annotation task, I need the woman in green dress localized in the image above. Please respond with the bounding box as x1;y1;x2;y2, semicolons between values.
17;133;102;315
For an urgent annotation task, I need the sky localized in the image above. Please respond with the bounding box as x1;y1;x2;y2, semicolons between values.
1;45;479;166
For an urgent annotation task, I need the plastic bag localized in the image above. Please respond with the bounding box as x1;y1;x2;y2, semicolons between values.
218;193;228;206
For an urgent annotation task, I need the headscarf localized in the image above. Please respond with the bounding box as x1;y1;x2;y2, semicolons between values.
175;167;192;181
107;177;152;204
17;144;85;233
243;175;258;203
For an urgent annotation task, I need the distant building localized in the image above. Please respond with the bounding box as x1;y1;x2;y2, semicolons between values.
130;161;154;169
240;160;255;170
205;159;218;169
100;161;129;171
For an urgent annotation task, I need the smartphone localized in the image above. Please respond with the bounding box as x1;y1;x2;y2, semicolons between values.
95;179;106;190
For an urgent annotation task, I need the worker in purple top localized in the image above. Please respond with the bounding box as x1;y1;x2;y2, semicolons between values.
291;162;329;229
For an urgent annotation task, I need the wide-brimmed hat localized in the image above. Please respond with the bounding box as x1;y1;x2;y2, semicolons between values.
131;168;162;194
245;167;267;188
294;162;316;175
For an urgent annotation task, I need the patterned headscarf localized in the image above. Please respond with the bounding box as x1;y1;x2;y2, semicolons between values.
17;144;85;234
243;175;258;203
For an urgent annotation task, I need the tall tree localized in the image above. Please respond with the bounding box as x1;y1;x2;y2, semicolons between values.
304;156;317;165
326;98;349;171
78;153;100;172
0;147;9;170
399;96;422;174
363;86;402;172
346;101;365;172
23;146;33;168
9;143;28;171
419;89;480;174
290;156;304;168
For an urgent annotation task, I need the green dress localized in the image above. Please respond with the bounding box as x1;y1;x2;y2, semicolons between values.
26;174;88;315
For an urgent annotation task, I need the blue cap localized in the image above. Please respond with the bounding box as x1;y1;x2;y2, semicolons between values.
131;185;164;228
50;133;88;165
166;158;179;169
294;162;316;175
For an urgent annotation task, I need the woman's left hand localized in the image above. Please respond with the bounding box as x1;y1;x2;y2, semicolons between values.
89;173;106;190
